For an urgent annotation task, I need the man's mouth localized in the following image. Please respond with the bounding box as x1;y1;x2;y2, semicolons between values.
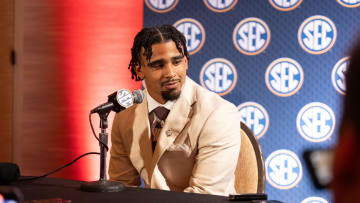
161;79;181;89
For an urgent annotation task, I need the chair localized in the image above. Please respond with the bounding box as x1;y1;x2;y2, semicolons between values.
234;122;266;194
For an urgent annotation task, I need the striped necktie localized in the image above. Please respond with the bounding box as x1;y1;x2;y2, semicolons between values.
149;106;170;151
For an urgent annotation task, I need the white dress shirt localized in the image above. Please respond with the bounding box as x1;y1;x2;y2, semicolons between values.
146;92;176;113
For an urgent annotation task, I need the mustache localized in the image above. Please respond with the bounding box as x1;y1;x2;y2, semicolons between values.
161;78;181;86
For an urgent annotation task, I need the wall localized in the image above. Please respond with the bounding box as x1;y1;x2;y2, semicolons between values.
13;0;142;181
143;0;360;202
0;0;14;162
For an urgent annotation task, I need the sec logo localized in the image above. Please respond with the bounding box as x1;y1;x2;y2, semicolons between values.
237;102;269;139
297;102;335;142
301;196;328;203
266;149;302;190
200;58;237;96
265;58;304;97
269;0;303;11
145;0;179;13
203;0;238;13
116;89;134;108
233;17;271;55
298;15;337;55
174;18;205;55
332;57;349;95
336;0;360;8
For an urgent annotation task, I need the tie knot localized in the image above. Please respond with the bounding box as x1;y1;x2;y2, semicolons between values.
152;106;170;121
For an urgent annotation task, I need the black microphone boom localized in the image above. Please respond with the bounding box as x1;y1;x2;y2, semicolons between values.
91;89;144;114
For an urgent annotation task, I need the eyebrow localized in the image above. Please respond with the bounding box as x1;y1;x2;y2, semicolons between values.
148;55;184;66
172;55;184;60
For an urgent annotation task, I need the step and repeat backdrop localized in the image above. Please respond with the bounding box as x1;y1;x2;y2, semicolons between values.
143;0;360;202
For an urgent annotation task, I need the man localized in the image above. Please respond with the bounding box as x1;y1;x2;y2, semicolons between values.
332;40;360;203
109;24;241;196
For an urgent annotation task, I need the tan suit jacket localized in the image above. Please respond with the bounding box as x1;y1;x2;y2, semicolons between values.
109;77;241;196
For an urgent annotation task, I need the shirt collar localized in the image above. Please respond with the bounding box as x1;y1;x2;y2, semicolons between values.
146;92;176;113
144;77;190;113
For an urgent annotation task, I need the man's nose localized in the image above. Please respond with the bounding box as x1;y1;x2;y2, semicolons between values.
163;63;176;77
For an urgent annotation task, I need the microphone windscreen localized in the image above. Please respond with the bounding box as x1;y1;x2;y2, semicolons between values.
0;163;20;185
133;90;144;104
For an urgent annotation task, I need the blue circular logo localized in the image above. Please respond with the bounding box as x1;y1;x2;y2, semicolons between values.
200;58;237;96
269;0;303;11
145;0;179;13
203;0;238;13
301;196;328;203
237;102;269;139
297;102;335;142
298;15;337;55
265;58;304;97
332;57;349;95
174;18;206;55
266;149;303;189
336;0;360;8
233;17;271;55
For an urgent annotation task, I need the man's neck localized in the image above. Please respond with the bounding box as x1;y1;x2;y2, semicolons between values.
147;92;175;113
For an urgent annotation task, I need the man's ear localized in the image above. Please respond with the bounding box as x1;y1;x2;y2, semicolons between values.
184;56;189;70
135;65;144;80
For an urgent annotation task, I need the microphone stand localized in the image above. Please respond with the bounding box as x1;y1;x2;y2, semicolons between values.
80;111;125;192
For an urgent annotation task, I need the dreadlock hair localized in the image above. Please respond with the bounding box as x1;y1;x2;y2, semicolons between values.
128;24;189;81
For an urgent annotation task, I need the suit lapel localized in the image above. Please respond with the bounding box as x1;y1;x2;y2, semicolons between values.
149;77;196;182
131;91;153;183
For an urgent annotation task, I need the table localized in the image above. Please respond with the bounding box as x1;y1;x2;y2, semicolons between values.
12;178;283;203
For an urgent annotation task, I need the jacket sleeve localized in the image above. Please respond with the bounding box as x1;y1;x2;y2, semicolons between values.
183;104;241;196
109;113;141;187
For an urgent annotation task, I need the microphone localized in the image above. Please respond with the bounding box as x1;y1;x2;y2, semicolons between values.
82;90;144;192
91;89;144;114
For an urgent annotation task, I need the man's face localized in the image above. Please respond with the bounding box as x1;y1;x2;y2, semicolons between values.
136;40;188;104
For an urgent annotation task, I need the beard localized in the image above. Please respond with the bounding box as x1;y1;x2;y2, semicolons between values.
160;78;182;101
161;89;181;101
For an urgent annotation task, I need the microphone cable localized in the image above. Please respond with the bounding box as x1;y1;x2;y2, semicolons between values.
89;112;109;151
16;89;143;182
17;112;106;182
17;152;100;182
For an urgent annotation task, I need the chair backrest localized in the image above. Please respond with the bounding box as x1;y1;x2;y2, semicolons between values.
234;122;266;194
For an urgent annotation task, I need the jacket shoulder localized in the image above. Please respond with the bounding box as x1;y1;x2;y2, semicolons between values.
192;82;237;112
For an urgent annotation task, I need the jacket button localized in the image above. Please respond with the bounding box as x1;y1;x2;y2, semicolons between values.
166;130;172;136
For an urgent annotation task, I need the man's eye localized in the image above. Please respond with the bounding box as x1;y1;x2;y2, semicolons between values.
174;60;182;65
150;63;163;68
